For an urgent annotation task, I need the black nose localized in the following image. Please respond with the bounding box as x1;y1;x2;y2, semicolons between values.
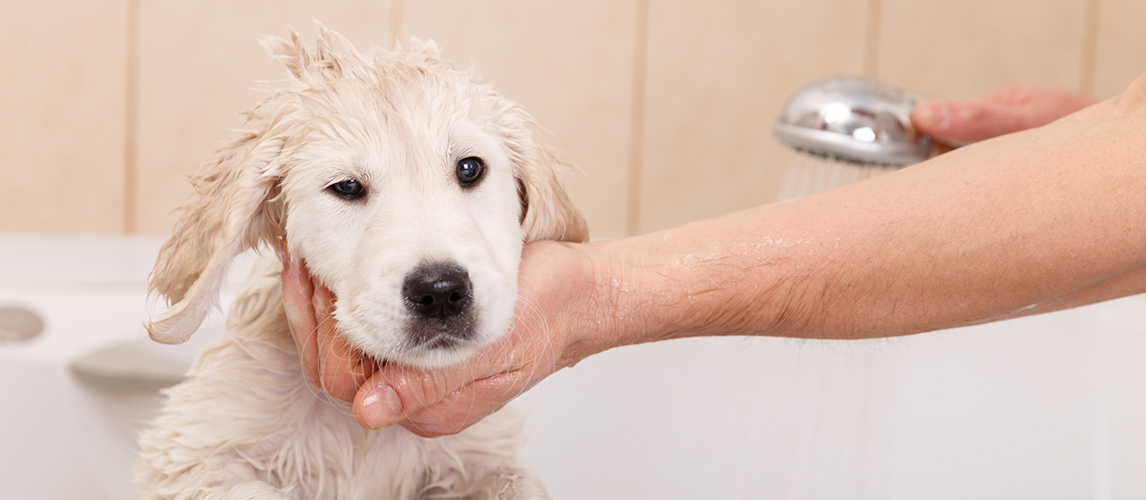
403;264;472;320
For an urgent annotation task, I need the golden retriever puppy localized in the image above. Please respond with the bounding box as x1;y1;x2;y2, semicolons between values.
134;23;587;500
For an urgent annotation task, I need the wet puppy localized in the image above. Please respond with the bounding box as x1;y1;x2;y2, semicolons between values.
135;23;586;500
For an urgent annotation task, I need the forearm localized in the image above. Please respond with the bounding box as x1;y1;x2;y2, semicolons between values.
577;78;1146;353
1012;263;1146;318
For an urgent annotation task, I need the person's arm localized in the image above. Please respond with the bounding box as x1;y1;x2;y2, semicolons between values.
285;76;1145;436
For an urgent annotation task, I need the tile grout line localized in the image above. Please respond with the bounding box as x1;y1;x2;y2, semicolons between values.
1080;0;1102;96
124;0;140;234
625;0;650;237
862;0;882;79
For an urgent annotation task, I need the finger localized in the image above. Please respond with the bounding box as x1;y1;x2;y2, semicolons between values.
279;238;321;388
313;283;375;402
975;85;1098;131
396;369;531;437
914;85;1099;146
352;359;506;430
912;100;1025;144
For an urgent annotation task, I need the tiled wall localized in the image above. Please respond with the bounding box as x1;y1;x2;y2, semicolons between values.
3;0;1144;238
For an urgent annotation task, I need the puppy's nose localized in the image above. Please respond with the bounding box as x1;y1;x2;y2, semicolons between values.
402;264;471;320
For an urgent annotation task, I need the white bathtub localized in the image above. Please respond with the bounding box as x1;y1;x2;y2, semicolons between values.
0;235;235;500
2;235;1144;499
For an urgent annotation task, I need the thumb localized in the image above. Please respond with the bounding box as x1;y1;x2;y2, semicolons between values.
354;376;405;429
353;361;485;430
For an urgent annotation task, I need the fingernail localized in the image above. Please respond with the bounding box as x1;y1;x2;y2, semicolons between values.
360;385;402;429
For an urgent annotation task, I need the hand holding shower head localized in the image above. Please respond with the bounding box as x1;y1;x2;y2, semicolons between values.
774;76;932;166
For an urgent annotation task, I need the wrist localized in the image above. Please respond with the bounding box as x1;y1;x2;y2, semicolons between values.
547;240;620;368
564;223;779;353
572;209;821;346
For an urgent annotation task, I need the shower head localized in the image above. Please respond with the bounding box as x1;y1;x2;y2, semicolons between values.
774;76;932;166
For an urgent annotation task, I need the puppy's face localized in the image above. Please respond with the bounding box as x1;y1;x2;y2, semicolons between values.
144;29;587;364
281;82;524;368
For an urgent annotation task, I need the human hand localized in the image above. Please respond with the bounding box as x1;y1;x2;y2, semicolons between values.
280;237;376;403
912;84;1098;148
282;238;601;437
352;240;601;436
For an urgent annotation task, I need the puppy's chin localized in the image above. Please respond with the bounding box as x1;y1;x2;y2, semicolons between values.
387;341;485;370
342;323;495;370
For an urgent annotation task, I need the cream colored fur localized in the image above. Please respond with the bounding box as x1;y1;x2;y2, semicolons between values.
135;23;586;500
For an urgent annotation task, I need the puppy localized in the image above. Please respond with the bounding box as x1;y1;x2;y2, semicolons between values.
135;23;587;500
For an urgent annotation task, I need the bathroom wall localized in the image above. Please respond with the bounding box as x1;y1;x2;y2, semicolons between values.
2;0;1145;237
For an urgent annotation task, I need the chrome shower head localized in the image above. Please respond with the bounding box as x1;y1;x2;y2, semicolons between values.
774;76;932;166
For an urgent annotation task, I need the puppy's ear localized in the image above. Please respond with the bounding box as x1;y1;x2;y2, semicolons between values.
503;108;589;243
261;22;367;85
146;131;284;344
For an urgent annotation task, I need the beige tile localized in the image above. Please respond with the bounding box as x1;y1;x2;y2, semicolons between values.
1092;0;1146;99
638;0;868;234
134;0;395;233
878;0;1089;99
403;1;638;239
0;0;128;232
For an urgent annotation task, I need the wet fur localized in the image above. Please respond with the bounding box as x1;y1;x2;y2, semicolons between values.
135;23;586;500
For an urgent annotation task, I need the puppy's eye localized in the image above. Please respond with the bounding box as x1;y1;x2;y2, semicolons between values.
328;179;365;199
456;157;485;187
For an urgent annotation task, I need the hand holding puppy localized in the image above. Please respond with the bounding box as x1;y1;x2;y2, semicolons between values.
283;239;602;436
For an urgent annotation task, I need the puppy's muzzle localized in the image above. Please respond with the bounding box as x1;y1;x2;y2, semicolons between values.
403;263;471;319
402;262;477;348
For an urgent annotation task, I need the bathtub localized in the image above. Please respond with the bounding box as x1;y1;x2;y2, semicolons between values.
2;235;1144;499
0;236;231;499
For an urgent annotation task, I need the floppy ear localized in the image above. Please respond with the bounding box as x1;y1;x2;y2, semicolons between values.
147;27;330;344
502;109;589;243
146;131;284;344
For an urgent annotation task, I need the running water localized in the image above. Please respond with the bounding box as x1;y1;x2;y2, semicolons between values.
767;154;902;498
777;154;899;201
